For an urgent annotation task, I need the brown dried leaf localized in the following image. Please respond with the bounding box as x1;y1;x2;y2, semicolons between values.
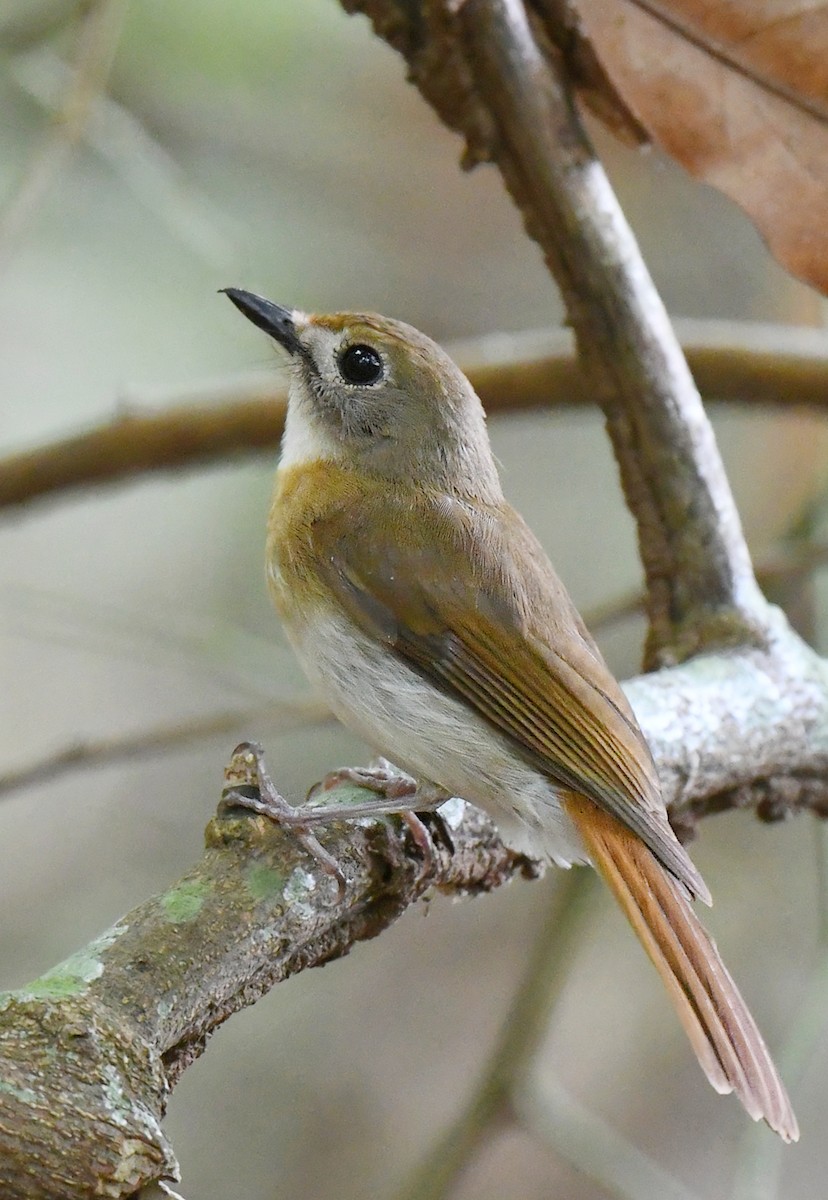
569;0;828;294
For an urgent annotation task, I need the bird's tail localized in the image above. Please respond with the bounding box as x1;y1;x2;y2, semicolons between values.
564;792;798;1142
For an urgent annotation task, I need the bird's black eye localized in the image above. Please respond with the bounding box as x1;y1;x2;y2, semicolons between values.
338;343;383;385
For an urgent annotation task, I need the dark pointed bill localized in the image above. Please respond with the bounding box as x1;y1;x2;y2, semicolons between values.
221;288;301;355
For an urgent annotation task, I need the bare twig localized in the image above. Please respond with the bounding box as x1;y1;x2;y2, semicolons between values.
9;48;235;267
456;0;769;662
0;0;127;270
517;1076;703;1200
759;542;828;594
0;696;331;800
583;528;828;639
0;390;284;512
0;0;96;52
396;870;595;1200
4;320;828;512
3;526;826;805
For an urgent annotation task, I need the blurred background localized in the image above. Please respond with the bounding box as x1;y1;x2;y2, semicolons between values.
1;1;828;1197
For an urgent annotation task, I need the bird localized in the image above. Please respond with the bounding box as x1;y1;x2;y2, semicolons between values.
222;286;797;1141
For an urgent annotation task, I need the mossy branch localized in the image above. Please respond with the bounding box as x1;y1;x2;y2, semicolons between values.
0;751;531;1200
3;625;828;1196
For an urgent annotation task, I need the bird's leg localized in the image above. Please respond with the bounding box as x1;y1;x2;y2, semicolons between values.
220;742;347;895
305;759;449;875
221;744;447;881
307;758;449;878
310;758;417;800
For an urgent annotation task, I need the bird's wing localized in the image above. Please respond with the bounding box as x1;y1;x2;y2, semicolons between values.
310;493;706;900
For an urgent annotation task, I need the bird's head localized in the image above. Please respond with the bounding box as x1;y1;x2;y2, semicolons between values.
223;288;502;500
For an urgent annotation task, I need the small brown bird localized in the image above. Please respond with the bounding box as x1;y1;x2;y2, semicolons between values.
223;287;797;1141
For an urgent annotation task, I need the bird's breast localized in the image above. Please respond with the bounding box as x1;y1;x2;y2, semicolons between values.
265;460;354;627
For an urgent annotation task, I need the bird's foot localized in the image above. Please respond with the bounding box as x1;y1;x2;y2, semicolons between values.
221;745;447;890
308;759;449;878
220;741;347;896
308;758;418;802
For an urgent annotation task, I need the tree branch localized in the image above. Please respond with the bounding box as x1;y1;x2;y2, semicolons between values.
7;531;825;807
4;6;827;1194
341;0;773;664
3;320;828;513
0;751;532;1200
2;628;828;1196
626;613;828;838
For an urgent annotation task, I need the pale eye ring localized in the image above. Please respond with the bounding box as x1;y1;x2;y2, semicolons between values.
338;343;383;385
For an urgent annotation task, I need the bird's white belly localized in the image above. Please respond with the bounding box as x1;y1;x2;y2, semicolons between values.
289;612;588;867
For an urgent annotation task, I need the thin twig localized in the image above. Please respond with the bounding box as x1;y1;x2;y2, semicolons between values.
9;47;235;267
2;531;825;804
730;818;828;1200
517;1077;703;1200
0;392;284;513
0;696;332;801
396;870;595;1200
4;320;828;512
0;0;96;53
0;0;127;270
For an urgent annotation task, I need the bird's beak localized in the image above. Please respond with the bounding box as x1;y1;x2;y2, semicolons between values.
221;288;302;356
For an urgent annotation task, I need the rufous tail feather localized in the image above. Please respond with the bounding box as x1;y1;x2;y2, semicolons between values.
564;793;798;1142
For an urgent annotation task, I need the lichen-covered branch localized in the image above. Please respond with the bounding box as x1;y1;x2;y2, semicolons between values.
2;623;828;1197
0;764;531;1200
626;611;828;837
3;320;828;513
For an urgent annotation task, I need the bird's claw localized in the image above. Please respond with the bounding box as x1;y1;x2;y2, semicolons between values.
308;758;418;802
221;744;445;892
221;741;346;899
